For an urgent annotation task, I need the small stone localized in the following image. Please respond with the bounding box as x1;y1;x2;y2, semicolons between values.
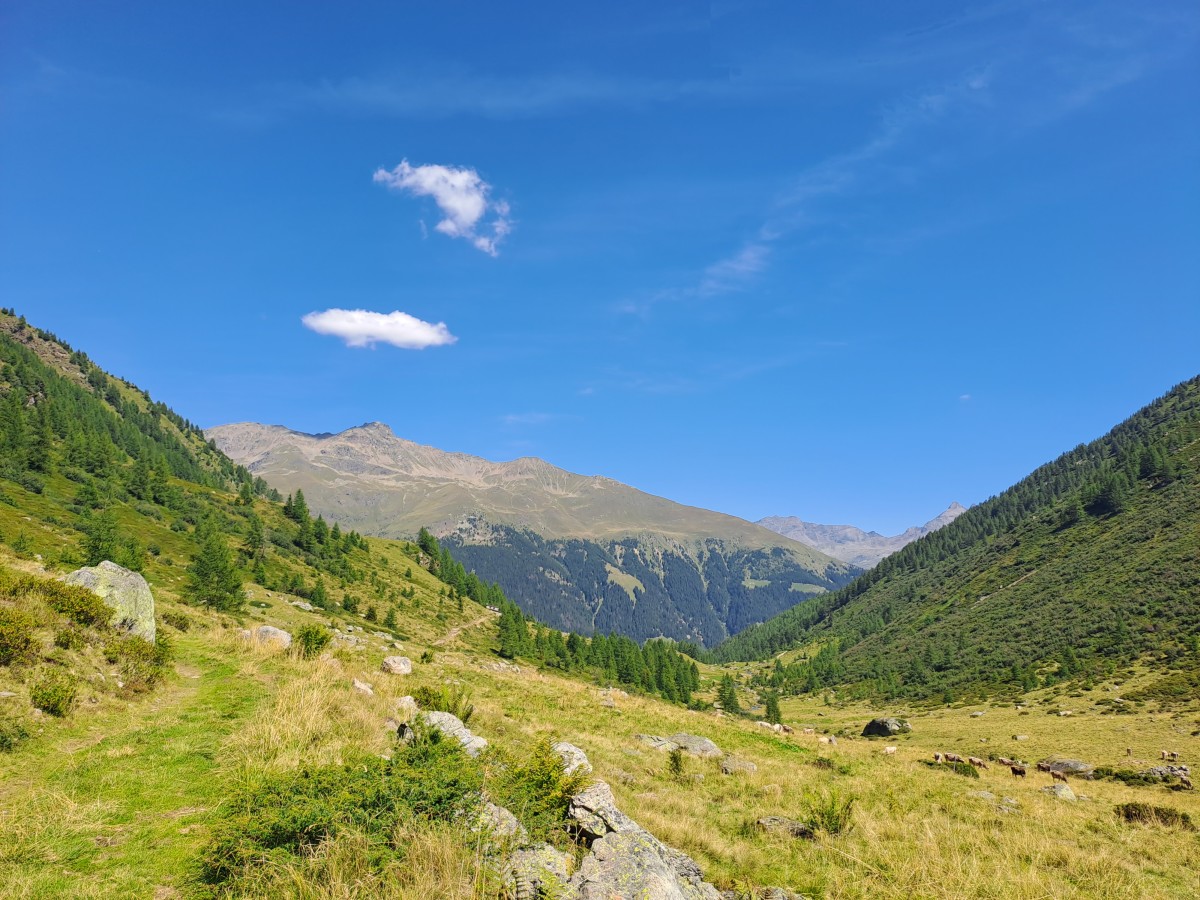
1012;735;1029;742
352;678;374;695
967;790;996;801
395;695;419;720
755;816;815;840
970;711;985;718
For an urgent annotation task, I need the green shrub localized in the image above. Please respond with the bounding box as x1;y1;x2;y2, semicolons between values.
801;789;856;835
29;669;77;717
413;683;474;725
161;610;191;632
487;738;592;846
294;624;332;659
0;714;30;752
420;649;435;664
194;729;483;894
667;747;686;782
34;579;110;628
0;607;38;665
103;634;172;691
54;626;85;650
1115;802;1195;830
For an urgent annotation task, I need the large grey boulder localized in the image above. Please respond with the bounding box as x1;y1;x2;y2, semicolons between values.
1039;758;1093;775
862;717;911;738
570;831;721;900
65;561;155;642
421;710;488;757
668;734;722;758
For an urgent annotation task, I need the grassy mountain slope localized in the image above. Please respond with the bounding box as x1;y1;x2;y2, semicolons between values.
208;421;857;645
716;377;1200;702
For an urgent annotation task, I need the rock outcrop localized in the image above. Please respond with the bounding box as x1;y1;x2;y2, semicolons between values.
636;733;722;758
862;717;911;737
65;560;156;642
421;710;488;757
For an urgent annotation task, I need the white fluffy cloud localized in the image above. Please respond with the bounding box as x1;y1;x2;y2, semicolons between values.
373;160;511;255
301;308;456;350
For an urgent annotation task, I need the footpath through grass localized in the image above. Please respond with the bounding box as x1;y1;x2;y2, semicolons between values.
0;631;269;899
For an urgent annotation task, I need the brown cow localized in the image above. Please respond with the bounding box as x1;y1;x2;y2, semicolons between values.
933;752;945;763
1051;770;1068;783
1037;762;1052;773
945;753;965;763
998;757;1015;767
1169;751;1180;762
967;756;988;769
1010;765;1027;777
1161;750;1169;760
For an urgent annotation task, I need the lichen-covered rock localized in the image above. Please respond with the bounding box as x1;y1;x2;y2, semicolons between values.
1040;758;1093;775
1042;783;1077;802
568;780;642;841
636;734;678;751
421;710;487;756
476;801;529;846
502;843;572;899
238;625;293;649
668;733;722;758
570;831;721;900
861;717;911;737
64;561;155;642
553;741;593;776
381;656;413;675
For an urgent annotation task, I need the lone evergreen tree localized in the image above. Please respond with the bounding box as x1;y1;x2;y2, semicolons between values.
186;520;245;612
717;674;741;714
764;690;782;725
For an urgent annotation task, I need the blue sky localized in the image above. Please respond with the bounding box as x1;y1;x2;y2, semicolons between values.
2;1;1198;534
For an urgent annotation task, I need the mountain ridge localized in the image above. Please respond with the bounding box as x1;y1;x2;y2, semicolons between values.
208;420;860;644
758;501;968;568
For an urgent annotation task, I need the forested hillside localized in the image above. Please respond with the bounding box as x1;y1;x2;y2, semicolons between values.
716;377;1200;702
441;519;856;645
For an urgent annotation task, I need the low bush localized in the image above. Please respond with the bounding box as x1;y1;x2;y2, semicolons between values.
194;729;484;896
294;624;332;659
161;610;191;632
104;634;173;691
35;579;110;628
413;683;474;725
29;669;77;717
800;789;856;836
0;607;38;665
487;738;592;845
0;713;30;752
1115;802;1195;830
54;626;85;650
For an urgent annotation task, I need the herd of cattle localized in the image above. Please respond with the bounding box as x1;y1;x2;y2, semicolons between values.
905;748;1193;789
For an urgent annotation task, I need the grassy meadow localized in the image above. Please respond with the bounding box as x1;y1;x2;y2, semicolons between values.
1;542;1197;899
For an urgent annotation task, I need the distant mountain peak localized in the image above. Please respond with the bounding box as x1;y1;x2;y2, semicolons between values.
757;502;968;569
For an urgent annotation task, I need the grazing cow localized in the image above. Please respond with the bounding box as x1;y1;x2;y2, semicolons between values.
882;746;897;755
779;724;794;735
933;752;945;763
1051;770;1068;784
967;756;988;769
1037;762;1052;773
1169;751;1180;762
802;727;816;736
998;757;1015;767
1179;775;1193;790
1161;750;1169;760
1010;765;1027;777
818;735;836;745
1126;748;1133;757
945;753;965;764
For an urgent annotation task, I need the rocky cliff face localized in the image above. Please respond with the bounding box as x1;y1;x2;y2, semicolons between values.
757;502;968;569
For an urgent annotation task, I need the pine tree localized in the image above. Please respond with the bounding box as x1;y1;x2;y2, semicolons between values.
186;520;245;612
764;690;782;725
717;674;741;714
